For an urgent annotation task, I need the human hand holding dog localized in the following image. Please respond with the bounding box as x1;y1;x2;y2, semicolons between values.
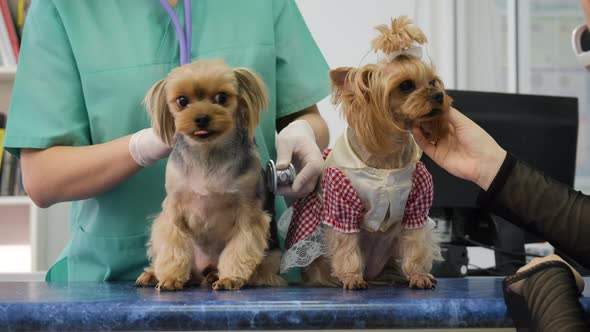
129;128;173;167
275;120;323;198
412;107;506;191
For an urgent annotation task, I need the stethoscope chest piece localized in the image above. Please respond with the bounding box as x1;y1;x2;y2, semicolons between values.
266;160;296;193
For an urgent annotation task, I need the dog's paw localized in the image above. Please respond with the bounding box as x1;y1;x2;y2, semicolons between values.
213;277;245;290
136;271;158;287
408;274;436;289
269;275;289;287
204;270;219;285
342;277;368;290
156;279;185;291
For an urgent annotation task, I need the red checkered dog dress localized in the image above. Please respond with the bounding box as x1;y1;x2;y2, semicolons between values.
280;131;433;272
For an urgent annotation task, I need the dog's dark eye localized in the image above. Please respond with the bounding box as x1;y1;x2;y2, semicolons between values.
429;80;437;87
213;92;228;105
399;80;416;94
176;96;189;108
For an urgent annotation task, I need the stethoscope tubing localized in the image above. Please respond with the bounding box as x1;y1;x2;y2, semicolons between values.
159;0;192;65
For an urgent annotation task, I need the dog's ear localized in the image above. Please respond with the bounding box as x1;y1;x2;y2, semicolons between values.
234;68;269;139
329;67;354;91
144;79;175;146
330;67;370;100
330;66;376;102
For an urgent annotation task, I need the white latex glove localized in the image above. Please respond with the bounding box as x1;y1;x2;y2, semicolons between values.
128;128;172;167
275;120;323;198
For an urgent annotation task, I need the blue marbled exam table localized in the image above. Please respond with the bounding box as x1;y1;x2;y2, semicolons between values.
0;277;589;331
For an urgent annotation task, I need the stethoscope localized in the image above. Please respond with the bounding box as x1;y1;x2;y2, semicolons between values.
159;0;192;66
159;0;297;193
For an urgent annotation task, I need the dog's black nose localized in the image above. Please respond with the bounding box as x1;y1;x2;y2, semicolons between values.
432;91;444;103
195;115;210;128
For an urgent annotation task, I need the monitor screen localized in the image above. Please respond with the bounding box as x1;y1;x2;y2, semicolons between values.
421;90;578;209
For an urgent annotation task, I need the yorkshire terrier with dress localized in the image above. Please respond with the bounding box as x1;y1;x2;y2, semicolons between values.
281;17;449;289
136;59;285;291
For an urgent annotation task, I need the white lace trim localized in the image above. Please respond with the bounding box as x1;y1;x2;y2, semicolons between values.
277;209;439;273
277;207;293;240
279;220;328;273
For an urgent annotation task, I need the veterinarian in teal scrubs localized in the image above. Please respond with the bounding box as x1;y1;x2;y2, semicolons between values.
4;0;330;281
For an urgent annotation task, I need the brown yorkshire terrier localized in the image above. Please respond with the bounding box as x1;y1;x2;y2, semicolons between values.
136;59;285;291
281;17;448;289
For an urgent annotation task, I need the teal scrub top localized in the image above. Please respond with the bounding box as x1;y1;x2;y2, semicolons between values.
4;0;330;282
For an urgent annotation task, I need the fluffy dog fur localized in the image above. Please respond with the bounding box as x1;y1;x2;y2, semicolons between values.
302;17;448;289
136;59;285;291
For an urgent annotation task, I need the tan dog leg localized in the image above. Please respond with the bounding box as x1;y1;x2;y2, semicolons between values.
248;249;287;287
149;211;194;291
214;205;271;290
400;227;440;289
327;228;367;290
302;256;340;287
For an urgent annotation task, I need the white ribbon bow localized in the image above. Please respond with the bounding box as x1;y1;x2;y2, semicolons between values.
383;46;423;62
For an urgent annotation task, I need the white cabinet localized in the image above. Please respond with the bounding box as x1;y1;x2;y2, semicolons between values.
0;66;15;80
0;196;70;273
0;195;65;274
0;196;43;272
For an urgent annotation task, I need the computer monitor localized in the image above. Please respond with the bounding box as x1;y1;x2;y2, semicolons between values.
423;90;578;275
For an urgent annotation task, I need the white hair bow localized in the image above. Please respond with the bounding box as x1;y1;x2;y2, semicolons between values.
383;46;423;62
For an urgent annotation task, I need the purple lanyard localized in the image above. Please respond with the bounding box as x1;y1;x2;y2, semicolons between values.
159;0;192;65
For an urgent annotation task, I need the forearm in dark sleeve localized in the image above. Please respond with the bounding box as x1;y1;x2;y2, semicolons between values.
478;154;590;269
